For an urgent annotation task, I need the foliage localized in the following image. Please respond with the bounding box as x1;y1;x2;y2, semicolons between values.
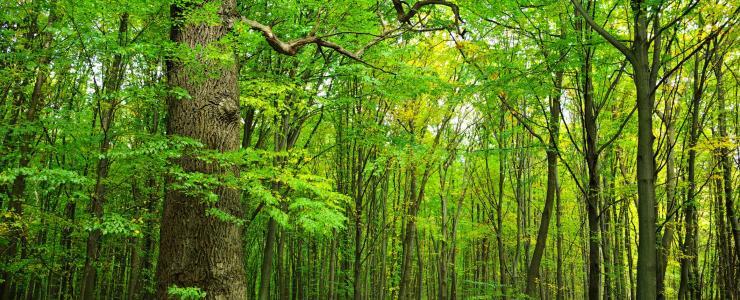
0;0;738;299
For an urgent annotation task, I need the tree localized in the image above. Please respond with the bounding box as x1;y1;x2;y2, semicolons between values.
569;0;737;297
155;0;247;298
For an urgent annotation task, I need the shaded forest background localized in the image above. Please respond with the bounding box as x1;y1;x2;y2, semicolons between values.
0;0;738;299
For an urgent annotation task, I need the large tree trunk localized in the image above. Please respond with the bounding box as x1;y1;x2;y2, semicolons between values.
155;1;247;298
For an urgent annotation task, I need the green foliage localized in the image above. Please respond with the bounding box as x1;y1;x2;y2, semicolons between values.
167;285;207;300
1;0;738;298
86;213;143;237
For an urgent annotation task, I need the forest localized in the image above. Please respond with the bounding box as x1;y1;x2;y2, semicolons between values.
0;0;738;299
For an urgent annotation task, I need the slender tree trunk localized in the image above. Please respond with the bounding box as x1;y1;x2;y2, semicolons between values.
680;52;707;300
327;231;338;300
601;179;612;300
656;95;677;300
575;4;602;297
415;234;423;300
59;198;76;298
525;70;562;297
449;179;464;300
609;155;626;300
277;229;288;300
556;179;564;300
127;236;141;300
632;3;660;298
398;169;417;300
583;34;601;300
400;143;420;300
353;146;365;300
81;12;129;300
714;40;740;264
496;114;508;299
259;219;277;300
0;4;58;298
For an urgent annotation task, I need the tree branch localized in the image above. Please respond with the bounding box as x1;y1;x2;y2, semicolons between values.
570;0;634;62
597;103;637;154
392;0;462;25
240;17;394;74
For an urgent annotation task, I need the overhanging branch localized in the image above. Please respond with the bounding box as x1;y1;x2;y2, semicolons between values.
392;0;462;25
241;17;394;74
237;1;465;74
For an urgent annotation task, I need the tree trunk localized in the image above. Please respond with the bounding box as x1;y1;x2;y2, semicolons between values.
715;39;740;264
656;94;677;300
127;236;141;300
525;70;562;297
583;37;601;300
259;218;277;300
449;178;464;300
556;179;564;300
601;178;612;300
632;3;659;299
155;1;247;298
496;114;508;299
398;187;417;300
81;12;129;300
277;229;288;300
399;154;420;300
0;4;58;298
679;52;706;300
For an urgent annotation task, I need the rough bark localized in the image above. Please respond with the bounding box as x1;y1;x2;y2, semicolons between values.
155;1;247;298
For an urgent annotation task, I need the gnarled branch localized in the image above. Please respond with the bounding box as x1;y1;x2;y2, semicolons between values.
392;0;462;25
241;17;394;74
238;1;465;73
